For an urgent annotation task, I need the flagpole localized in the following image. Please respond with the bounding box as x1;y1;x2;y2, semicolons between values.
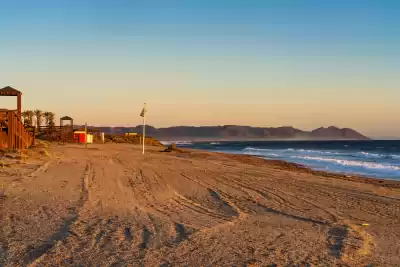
142;103;146;155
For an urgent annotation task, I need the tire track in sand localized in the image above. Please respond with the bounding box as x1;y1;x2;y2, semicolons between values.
180;172;247;221
24;161;92;266
25;160;53;178
224;175;339;223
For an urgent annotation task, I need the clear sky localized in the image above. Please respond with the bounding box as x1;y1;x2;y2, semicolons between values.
1;0;399;138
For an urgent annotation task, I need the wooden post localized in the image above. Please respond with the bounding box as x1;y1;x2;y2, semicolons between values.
11;112;14;150
11;114;15;149
17;93;21;119
141;103;147;155
7;112;13;151
19;120;22;149
13;114;16;149
142;115;145;154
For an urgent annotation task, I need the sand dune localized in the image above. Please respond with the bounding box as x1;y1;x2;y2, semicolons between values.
1;143;399;266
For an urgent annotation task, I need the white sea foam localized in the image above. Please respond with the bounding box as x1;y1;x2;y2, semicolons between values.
296;149;342;155
243;147;341;155
243;147;400;161
232;145;400;179
291;156;400;171
160;141;193;146
357;152;400;160
391;154;400;159
244;151;280;157
358;152;381;158
264;153;280;157
243;147;274;152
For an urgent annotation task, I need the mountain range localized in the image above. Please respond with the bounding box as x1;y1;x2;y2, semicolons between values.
94;125;370;141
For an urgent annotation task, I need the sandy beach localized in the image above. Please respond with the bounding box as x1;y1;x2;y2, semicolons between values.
1;143;400;266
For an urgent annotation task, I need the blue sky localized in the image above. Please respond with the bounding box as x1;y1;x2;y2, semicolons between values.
1;0;399;137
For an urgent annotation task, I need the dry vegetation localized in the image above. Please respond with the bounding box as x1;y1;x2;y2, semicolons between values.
105;134;164;147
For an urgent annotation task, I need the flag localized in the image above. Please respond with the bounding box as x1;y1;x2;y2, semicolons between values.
140;104;147;117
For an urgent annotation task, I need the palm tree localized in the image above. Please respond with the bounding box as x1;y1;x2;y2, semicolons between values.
34;109;43;131
47;112;56;130
43;111;55;127
21;110;29;126
43;111;49;126
23;110;34;127
43;111;50;133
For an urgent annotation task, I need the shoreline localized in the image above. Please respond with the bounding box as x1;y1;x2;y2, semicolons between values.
172;140;400;183
179;147;400;189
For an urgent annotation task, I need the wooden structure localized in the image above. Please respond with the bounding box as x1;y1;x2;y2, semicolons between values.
59;116;75;144
60;116;73;127
0;86;34;150
0;86;22;118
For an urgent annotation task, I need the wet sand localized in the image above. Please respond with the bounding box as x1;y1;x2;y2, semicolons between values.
1;143;400;266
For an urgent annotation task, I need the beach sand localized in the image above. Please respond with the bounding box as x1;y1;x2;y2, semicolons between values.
1;143;399;266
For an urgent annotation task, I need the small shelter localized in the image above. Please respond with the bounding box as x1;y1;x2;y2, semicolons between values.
59;116;74;143
0;86;34;149
74;131;93;144
60;116;74;128
0;86;22;118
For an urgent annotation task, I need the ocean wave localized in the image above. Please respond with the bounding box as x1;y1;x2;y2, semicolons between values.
210;142;221;145
160;141;193;146
243;147;400;161
244;151;280;157
357;152;400;160
296;149;342;155
243;147;275;152
291;155;400;171
243;147;341;155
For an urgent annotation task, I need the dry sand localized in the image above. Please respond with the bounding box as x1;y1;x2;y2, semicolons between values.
0;143;400;266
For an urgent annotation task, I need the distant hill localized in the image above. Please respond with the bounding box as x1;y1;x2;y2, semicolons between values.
92;125;370;141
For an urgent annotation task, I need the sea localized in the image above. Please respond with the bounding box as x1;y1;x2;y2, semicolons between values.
161;140;400;180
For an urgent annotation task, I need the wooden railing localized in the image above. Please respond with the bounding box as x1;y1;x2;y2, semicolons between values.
0;110;34;150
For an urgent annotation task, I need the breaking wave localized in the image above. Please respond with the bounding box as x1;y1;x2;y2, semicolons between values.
292;156;400;171
356;152;400;160
160;141;193;146
243;147;341;155
243;147;400;160
241;147;400;179
184;141;400;179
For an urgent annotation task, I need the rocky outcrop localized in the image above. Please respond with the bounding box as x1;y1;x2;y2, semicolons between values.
310;126;369;140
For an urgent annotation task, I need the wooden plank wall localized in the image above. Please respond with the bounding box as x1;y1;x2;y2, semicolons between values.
0;110;34;150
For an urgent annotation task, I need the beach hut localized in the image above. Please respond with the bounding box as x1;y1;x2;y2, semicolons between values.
74;131;93;144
